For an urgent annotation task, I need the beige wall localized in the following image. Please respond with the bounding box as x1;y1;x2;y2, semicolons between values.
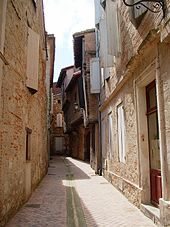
0;1;48;225
99;0;170;214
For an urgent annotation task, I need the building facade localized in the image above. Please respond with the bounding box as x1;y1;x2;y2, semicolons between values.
0;0;49;225
46;34;55;159
50;82;67;155
94;0;170;226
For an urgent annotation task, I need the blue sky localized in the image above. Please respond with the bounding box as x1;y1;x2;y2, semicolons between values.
43;0;95;81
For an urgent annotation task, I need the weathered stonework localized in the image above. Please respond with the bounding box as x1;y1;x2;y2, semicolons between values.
0;1;48;225
96;0;170;225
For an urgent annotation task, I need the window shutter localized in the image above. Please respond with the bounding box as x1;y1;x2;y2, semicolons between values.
100;17;115;68
117;104;126;163
108;113;113;157
106;0;121;57
134;0;147;18
56;113;62;127
94;0;102;27
90;57;100;93
26;27;39;91
99;16;107;68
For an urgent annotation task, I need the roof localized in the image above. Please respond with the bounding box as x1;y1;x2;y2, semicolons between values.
73;28;95;38
65;70;81;92
57;65;74;87
73;28;95;68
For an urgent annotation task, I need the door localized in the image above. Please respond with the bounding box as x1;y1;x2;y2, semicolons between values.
146;81;162;205
54;137;63;154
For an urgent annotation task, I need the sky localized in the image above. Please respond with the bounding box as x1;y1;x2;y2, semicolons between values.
43;0;95;82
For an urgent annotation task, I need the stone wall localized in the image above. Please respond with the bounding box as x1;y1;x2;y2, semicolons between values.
0;0;48;225
100;8;170;214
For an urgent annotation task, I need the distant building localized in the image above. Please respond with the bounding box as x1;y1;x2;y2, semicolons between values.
50;82;67;155
0;0;50;225
58;29;100;172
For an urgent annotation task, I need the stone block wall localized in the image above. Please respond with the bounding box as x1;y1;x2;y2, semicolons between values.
0;0;48;225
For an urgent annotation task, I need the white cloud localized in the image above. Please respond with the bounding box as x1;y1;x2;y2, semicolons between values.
44;0;95;81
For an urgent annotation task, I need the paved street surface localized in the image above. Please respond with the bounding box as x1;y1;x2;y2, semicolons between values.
6;156;156;227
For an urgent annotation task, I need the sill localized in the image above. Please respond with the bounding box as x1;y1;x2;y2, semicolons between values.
140;203;160;225
27;86;38;94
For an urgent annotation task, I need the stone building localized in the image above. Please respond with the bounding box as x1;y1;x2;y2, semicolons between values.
58;29;100;171
50;82;67;155
94;0;170;226
46;34;55;158
0;0;49;225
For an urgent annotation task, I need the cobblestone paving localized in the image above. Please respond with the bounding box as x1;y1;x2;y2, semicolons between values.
6;156;157;227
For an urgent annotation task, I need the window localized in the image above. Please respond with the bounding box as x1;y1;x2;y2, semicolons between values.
26;128;32;161
108;113;113;158
117;103;126;163
26;27;39;92
56;113;62;127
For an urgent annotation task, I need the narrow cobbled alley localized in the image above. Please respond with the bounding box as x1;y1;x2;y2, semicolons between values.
6;156;156;227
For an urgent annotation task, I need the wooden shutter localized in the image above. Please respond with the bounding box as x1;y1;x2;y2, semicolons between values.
100;17;114;68
106;0;121;57
117;104;126;163
94;0;102;27
26;27;39;91
90;57;100;93
108;113;113;158
100;15;107;68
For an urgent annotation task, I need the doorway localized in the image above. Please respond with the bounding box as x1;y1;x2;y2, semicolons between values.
146;80;162;205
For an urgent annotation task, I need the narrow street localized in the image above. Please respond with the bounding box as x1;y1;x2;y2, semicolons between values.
6;156;156;227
